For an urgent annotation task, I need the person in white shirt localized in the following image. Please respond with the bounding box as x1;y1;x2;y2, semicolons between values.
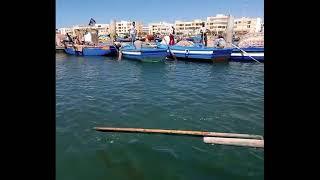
199;22;208;46
160;35;170;45
84;31;92;45
214;35;226;48
129;21;137;46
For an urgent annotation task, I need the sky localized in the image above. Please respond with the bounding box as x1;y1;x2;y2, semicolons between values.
56;0;264;28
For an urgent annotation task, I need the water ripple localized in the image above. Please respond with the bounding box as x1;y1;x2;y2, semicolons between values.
56;56;264;180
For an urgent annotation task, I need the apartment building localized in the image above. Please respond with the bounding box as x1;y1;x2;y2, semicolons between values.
174;19;205;35
57;27;73;35
58;15;263;37
234;17;262;33
115;20;143;36
206;14;229;34
148;22;174;35
71;24;110;35
142;26;149;34
94;24;109;35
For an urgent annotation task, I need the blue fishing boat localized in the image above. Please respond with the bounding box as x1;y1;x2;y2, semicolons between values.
120;45;167;62
230;47;264;62
161;43;233;62
64;45;117;56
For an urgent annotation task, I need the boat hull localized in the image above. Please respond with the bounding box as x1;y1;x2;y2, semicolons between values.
166;45;233;62
64;46;117;56
230;47;264;62
121;48;167;62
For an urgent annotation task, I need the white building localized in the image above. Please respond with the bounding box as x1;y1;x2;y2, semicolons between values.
148;22;173;35
142;26;149;34
116;20;131;35
206;14;229;34
58;14;264;37
174;19;205;35
72;24;110;35
234;17;262;33
115;20;143;36
94;24;109;35
58;27;73;35
256;18;263;33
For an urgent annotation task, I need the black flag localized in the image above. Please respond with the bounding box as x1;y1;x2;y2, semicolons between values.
88;18;96;26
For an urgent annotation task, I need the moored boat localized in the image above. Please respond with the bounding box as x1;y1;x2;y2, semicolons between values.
120;44;167;62
56;46;65;53
64;44;117;56
231;32;264;62
161;43;233;62
230;47;264;62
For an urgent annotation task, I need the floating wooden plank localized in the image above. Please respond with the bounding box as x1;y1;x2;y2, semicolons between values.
203;137;264;148
94;127;263;140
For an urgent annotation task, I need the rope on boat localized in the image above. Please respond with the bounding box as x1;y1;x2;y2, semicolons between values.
231;43;261;63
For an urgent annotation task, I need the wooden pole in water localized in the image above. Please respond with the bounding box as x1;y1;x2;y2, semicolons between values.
94;127;263;140
203;137;264;148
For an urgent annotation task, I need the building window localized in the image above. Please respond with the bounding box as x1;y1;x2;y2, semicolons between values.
247;25;250;28
248;21;251;24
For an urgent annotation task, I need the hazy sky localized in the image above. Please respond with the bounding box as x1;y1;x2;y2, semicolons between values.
56;0;264;28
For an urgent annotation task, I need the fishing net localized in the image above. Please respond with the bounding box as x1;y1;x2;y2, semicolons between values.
238;33;264;47
175;40;195;47
99;35;113;45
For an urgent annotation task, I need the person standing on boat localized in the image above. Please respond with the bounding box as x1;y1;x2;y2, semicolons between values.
129;21;137;46
65;33;73;43
169;26;175;45
199;22;208;46
84;31;92;45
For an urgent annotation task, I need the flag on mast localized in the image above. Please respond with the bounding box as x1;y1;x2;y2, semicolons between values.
88;18;96;26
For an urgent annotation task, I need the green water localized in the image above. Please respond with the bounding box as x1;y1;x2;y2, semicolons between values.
56;53;264;180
